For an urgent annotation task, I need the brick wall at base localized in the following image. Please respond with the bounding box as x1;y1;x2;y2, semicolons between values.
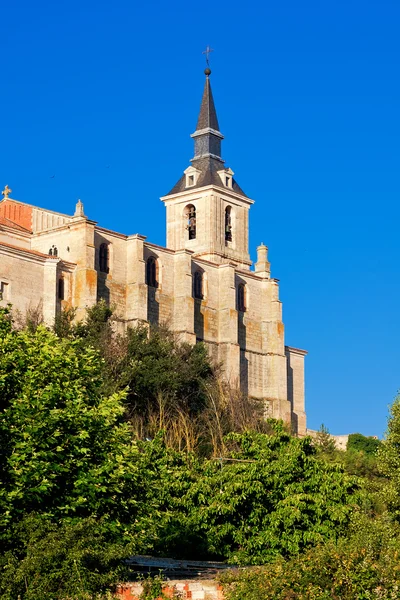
116;579;224;600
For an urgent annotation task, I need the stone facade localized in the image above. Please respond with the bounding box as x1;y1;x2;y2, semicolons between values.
0;70;307;435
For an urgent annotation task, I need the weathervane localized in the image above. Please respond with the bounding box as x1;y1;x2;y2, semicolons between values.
2;185;12;199
202;45;214;67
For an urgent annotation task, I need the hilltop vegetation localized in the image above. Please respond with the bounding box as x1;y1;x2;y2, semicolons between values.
0;304;399;599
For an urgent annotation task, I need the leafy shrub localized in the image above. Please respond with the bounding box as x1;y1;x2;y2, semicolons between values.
0;321;141;531
0;515;129;600
220;515;400;600
149;428;360;564
348;433;382;455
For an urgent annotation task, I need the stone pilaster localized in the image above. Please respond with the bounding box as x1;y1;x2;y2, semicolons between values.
70;220;97;320
285;346;307;435
217;263;240;387
258;278;291;422
126;235;148;326
42;258;58;326
173;250;196;344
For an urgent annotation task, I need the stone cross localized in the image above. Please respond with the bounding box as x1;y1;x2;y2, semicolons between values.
2;185;12;199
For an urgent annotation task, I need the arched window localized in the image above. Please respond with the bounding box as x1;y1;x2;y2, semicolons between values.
237;283;246;312
186;204;196;240
225;206;232;242
48;248;53;256
146;256;158;288
58;278;65;300
99;243;109;273
53;247;58;257
193;271;203;299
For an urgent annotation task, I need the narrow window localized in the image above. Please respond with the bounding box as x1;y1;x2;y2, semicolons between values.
0;282;8;301
53;247;58;257
225;206;232;242
193;271;203;299
48;248;53;256
58;278;65;300
186;205;196;240
226;177;230;187
188;175;194;186
99;243;109;273
237;283;246;312
146;257;158;288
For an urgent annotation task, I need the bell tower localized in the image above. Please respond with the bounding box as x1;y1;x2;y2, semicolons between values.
161;68;253;269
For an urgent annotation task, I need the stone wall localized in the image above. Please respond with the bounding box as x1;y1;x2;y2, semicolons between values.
116;580;224;600
0;243;57;325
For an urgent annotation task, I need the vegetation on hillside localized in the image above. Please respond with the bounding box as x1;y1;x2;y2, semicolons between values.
0;303;399;599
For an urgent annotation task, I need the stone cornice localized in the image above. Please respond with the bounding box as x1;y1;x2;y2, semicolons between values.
145;241;176;255
285;345;308;356
0;224;31;239
95;225;127;239
160;184;254;206
0;241;56;263
0;241;76;269
191;127;224;139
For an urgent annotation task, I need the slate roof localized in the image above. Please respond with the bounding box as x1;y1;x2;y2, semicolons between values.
167;157;248;197
196;76;220;131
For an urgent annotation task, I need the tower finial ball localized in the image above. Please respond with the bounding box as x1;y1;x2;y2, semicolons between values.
204;67;211;76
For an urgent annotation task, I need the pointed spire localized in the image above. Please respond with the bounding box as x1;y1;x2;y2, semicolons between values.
165;67;249;198
191;69;224;163
196;70;220;132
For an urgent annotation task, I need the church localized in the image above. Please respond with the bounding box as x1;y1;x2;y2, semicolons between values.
0;68;307;435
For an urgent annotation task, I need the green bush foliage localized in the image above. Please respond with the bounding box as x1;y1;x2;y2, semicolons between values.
220;515;400;600
378;394;400;520
2;305;400;597
0;515;128;600
0;320;144;532
153;428;359;564
348;433;382;455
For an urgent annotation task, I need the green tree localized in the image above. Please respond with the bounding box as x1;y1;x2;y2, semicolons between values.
315;423;336;455
56;302;216;419
378;394;400;519
0;308;153;543
347;433;382;455
149;427;360;565
0;515;129;600
121;324;215;416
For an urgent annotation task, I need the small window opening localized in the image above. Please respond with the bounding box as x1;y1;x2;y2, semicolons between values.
0;282;8;301
188;175;194;186
58;278;65;300
237;283;246;312
48;248;53;256
99;243;109;273
146;257;158;288
53;247;58;257
225;206;232;242
226;177;230;187
193;271;203;299
186;205;196;240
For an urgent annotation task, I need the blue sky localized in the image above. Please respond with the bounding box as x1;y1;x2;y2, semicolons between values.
1;0;399;437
